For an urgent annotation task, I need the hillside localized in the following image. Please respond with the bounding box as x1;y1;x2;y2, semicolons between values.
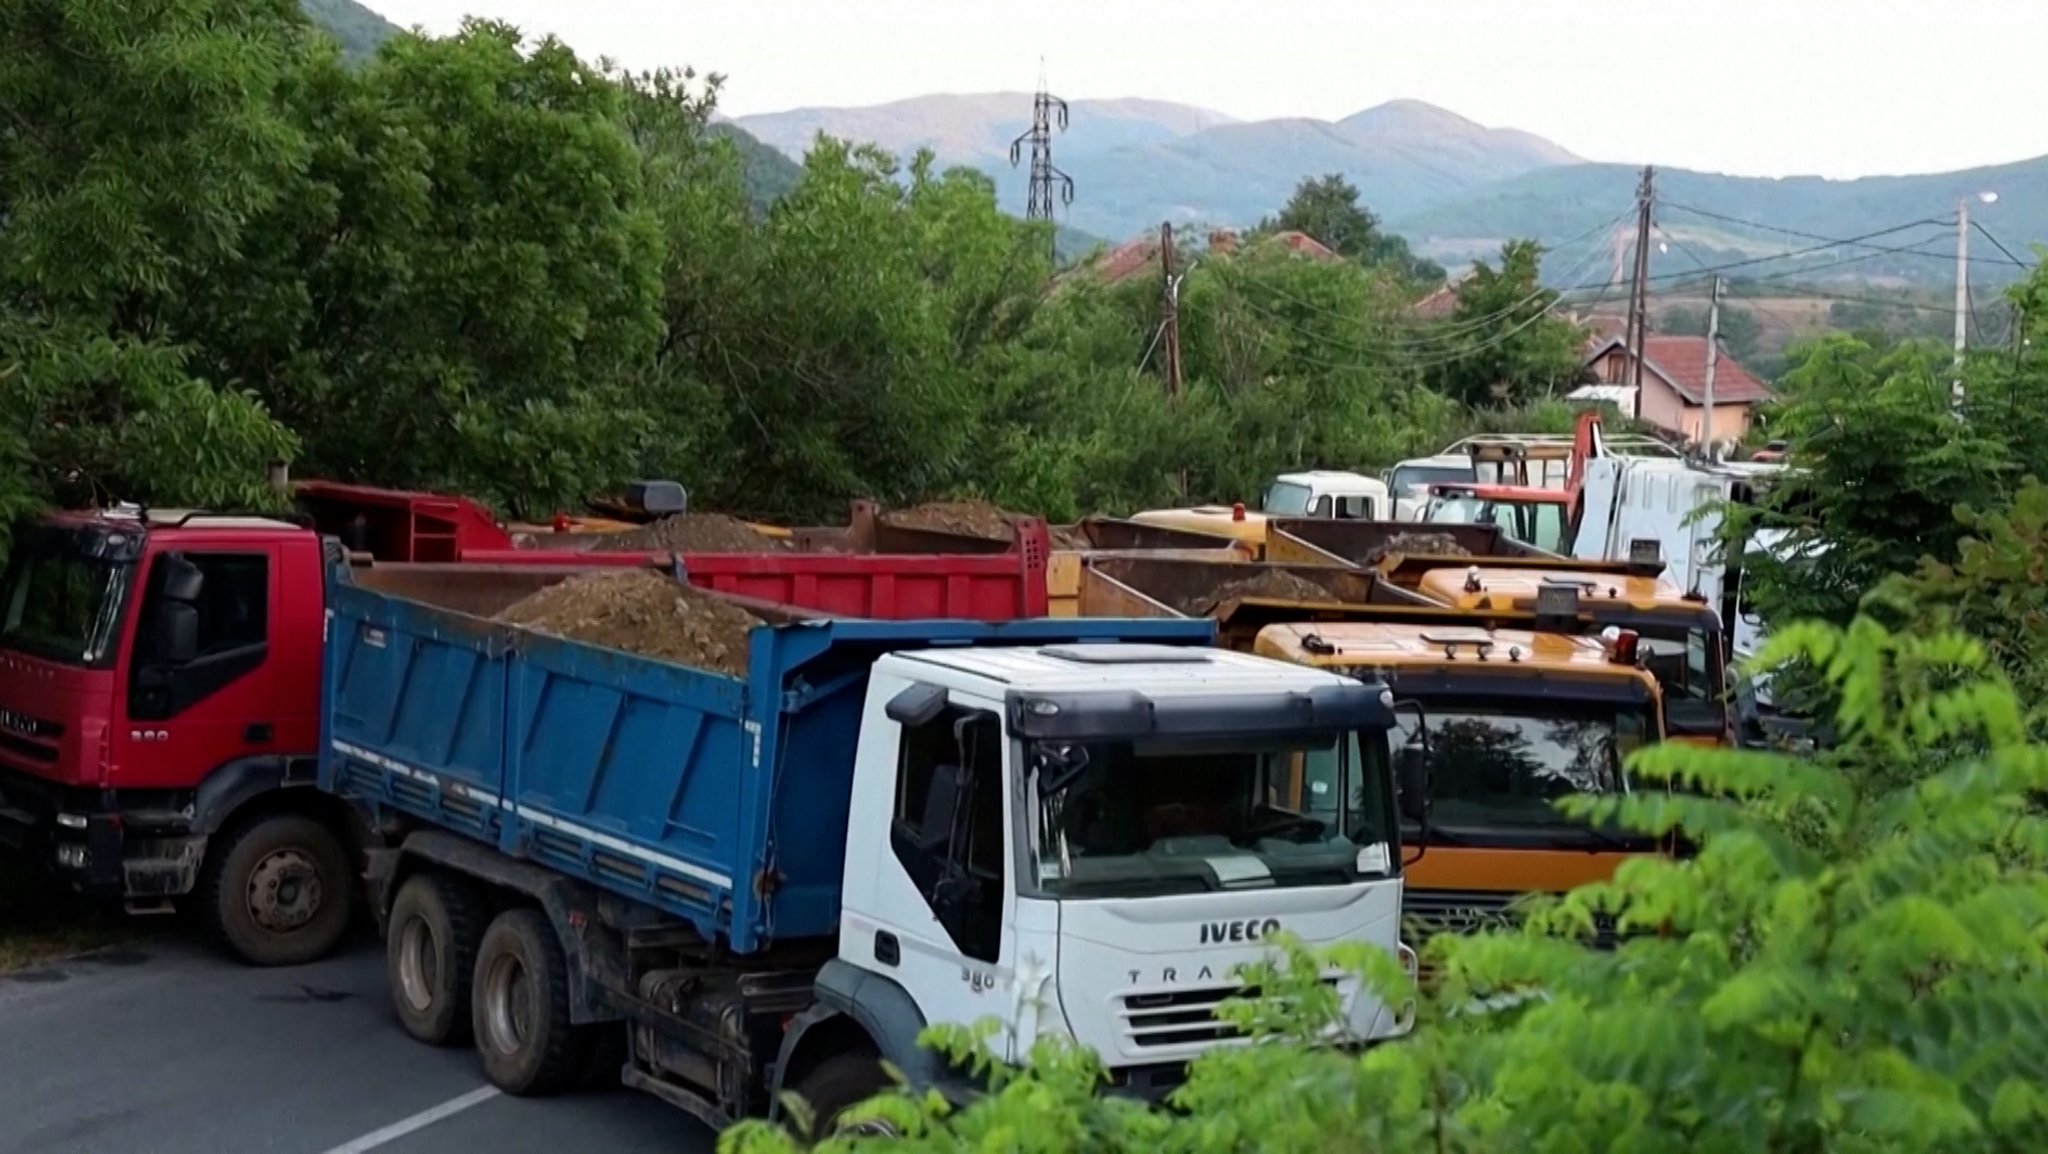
299;0;400;64
735;95;1580;241
1391;158;2048;290
734;93;1237;169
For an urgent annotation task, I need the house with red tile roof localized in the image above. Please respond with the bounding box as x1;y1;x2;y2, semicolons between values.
1062;227;1342;289
1581;334;1771;443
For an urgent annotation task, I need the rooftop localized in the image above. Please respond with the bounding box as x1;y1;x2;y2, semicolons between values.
1256;621;1635;674
1584;334;1772;405
899;641;1351;694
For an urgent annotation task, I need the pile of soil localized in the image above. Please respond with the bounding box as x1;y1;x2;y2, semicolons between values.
495;569;762;676
1047;524;1094;551
590;513;792;554
880;500;1018;540
1181;570;1339;615
1363;533;1473;564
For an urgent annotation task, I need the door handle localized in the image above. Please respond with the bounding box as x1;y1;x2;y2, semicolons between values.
244;723;274;744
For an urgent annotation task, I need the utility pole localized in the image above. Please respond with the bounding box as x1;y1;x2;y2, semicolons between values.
1702;275;1723;456
1952;196;1970;406
1624;166;1655;416
1160;221;1184;401
1009;74;1074;265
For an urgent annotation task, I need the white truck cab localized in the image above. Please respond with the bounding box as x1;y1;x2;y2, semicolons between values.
812;642;1413;1105
1385;455;1477;521
1260;471;1392;521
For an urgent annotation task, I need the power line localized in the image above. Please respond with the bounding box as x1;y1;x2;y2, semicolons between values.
1557;216;1968;292
1662;201;2026;268
1970;218;2031;269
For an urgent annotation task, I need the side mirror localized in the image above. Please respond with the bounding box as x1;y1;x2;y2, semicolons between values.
160;554;205;603
154;601;200;667
1394;745;1432;823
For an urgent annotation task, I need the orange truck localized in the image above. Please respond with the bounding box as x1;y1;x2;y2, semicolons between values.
1268;519;1731;749
1075;557;1673;950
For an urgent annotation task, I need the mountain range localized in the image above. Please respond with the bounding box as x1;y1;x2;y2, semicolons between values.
736;95;2046;289
310;2;2039;289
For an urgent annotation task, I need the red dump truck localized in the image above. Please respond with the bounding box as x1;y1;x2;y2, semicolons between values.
0;499;1051;967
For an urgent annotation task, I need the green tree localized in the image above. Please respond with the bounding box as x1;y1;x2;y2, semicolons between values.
1422;239;1591;408
0;0;307;516
1258;173;1443;284
229;20;667;517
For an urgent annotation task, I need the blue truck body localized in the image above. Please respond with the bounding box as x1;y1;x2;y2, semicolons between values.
319;566;1218;953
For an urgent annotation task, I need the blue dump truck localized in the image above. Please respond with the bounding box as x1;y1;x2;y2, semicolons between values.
320;563;1416;1135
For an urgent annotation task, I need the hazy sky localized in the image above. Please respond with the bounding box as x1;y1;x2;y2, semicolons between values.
370;0;2048;179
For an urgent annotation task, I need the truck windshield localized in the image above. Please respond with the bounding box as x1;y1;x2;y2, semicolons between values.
1417;697;1655;849
0;525;135;668
1028;731;1399;897
1261;481;1313;516
1391;464;1474;493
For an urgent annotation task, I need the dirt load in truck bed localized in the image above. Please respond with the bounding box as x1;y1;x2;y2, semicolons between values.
590;513;792;554
1362;532;1473;564
882;500;1086;549
495;569;763;676
1179;570;1338;616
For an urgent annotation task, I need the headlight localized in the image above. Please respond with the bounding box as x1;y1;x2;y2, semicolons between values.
54;843;89;869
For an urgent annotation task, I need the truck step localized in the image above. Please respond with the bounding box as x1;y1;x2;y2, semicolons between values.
123;898;178;917
621;1066;734;1132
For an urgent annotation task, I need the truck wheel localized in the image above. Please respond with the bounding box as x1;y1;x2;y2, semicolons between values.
471;908;580;1096
386;872;485;1046
200;813;354;967
792;1053;897;1138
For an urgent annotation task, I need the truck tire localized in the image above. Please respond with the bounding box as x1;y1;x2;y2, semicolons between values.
199;813;354;967
791;1053;897;1138
386;872;485;1046
471;908;581;1096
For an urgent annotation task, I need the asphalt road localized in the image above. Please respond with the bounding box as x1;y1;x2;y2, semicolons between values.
0;935;714;1154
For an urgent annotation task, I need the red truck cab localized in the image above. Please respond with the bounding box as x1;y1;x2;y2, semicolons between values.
0;507;359;965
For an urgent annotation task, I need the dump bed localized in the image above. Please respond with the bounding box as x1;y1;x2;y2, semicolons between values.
320;564;1215;954
1075;556;1431;650
1263;518;1557;567
448;522;1051;619
756;501;1251;616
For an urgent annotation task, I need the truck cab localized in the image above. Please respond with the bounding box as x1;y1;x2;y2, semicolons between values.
1252;617;1668;954
1406;564;1730;747
1419;483;1576;554
1259;471;1392;521
1385;455;1476;521
1130;473;1393;556
831;644;1413;1091
0;507;357;964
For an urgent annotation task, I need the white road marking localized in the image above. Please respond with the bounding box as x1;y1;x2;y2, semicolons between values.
316;1086;502;1154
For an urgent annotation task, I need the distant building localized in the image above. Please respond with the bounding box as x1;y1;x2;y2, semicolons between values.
1061;227;1341;289
1579;334;1771;443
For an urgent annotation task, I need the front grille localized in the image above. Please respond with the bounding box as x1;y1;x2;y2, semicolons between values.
1119;978;1341;1049
1404;889;1636;954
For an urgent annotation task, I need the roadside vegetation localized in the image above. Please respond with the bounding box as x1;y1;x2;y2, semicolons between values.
0;869;134;973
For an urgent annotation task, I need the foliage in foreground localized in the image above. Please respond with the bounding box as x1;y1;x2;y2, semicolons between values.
726;618;2048;1153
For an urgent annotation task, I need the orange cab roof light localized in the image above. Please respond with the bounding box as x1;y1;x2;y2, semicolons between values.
1600;626;1641;665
